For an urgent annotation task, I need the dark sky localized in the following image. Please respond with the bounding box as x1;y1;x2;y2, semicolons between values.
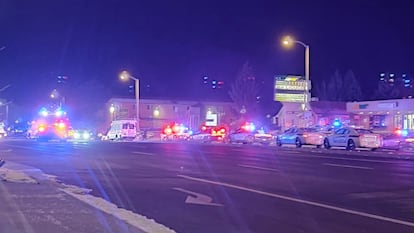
0;0;413;115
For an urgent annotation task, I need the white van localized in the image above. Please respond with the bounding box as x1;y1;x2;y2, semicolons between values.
106;120;137;140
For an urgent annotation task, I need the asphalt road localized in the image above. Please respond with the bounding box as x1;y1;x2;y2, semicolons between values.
1;139;414;233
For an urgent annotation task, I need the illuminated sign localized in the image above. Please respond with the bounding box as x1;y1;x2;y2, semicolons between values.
205;113;217;126
274;75;312;103
275;75;303;81
275;80;310;91
274;93;309;103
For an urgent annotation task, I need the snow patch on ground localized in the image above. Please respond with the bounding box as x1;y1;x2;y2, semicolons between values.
0;168;38;183
60;185;176;233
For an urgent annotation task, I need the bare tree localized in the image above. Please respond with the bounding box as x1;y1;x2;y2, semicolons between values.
344;70;363;101
228;61;260;118
373;79;400;100
315;70;363;101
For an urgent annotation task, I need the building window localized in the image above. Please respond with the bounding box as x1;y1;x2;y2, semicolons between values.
147;105;150;110
173;106;178;112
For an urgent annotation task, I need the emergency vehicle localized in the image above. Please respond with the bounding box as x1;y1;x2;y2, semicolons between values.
105;120;137;140
27;108;70;141
160;123;192;140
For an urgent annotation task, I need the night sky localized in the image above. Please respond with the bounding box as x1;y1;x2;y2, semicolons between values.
0;0;413;119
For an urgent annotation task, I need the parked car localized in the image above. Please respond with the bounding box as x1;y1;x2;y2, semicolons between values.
0;123;7;139
228;125;273;145
276;127;326;148
160;123;192;141
323;127;382;151
105;120;137;140
381;130;414;151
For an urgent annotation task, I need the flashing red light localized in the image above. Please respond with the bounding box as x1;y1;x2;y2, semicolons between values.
57;122;66;129
220;128;225;133
395;129;402;135
38;125;46;132
173;125;180;133
242;122;255;132
164;127;172;135
201;126;207;131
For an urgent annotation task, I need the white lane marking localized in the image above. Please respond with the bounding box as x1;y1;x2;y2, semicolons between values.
178;175;414;228
238;164;279;172
295;153;409;164
0;149;13;152
133;151;155;156
323;163;373;170
172;187;222;207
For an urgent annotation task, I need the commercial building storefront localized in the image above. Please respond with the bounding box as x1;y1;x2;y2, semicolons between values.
275;101;348;130
104;98;237;131
346;98;414;132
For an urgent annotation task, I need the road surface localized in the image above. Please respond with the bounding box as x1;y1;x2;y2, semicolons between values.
0;139;413;233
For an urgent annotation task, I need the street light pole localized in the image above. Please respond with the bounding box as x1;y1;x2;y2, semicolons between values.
134;78;140;132
119;71;140;134
0;101;12;125
304;45;310;107
282;36;312;126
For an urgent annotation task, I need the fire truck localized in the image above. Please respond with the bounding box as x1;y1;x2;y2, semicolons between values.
27;108;70;141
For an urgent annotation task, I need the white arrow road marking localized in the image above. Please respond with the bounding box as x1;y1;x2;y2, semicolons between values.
323;163;373;170
178;175;414;228
172;187;222;207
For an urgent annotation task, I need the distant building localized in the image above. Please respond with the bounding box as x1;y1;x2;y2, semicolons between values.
104;98;237;132
347;98;414;132
378;72;413;98
274;101;348;130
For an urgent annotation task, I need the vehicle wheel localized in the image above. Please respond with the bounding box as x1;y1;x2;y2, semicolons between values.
295;138;302;148
316;145;322;149
324;138;331;149
276;138;282;147
347;139;356;151
247;135;254;144
262;141;270;146
397;142;404;151
371;148;377;151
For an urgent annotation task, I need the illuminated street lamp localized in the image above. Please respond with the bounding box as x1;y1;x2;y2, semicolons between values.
119;70;140;132
281;35;310;88
109;105;116;121
282;35;312;126
153;108;160;117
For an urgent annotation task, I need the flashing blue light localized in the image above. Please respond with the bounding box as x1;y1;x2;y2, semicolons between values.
333;119;342;127
55;110;64;117
188;130;193;135
39;108;48;117
402;129;409;137
250;124;256;131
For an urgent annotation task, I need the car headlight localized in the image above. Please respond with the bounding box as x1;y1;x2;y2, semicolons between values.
83;132;91;139
74;132;81;139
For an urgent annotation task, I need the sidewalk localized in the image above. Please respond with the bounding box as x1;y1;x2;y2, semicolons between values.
0;162;175;233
